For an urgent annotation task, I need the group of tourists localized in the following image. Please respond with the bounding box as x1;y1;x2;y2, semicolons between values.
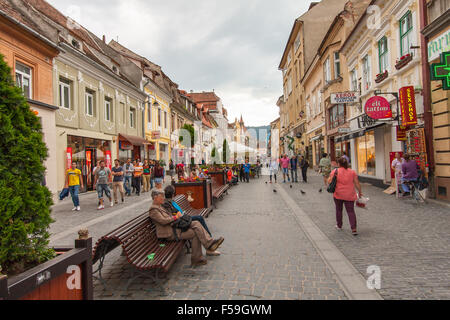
64;158;166;211
268;154;309;184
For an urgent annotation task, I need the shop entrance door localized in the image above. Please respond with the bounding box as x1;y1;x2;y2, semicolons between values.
85;147;97;191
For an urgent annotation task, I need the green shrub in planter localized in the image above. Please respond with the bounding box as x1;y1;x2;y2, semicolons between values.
0;55;54;276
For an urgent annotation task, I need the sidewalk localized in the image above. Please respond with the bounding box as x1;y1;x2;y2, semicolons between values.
278;170;450;300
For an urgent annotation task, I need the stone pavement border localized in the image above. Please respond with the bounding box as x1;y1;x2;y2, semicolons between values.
275;184;383;300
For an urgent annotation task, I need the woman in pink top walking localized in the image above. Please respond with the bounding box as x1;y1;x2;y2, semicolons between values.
328;157;363;236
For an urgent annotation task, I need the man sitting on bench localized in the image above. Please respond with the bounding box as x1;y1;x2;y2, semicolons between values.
149;189;224;266
162;186;221;256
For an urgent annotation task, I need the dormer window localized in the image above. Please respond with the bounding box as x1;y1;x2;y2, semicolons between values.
112;66;118;73
72;39;80;49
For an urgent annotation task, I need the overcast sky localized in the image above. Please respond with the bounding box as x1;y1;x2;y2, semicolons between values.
47;0;314;126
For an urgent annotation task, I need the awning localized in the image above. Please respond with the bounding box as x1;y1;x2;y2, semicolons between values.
119;133;150;146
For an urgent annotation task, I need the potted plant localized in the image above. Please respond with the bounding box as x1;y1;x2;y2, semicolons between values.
0;55;93;300
375;70;389;83
395;53;413;70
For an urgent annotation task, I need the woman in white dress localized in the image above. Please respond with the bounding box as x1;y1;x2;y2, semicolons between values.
391;153;405;193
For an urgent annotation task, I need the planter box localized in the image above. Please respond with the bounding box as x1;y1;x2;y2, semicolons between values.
395;54;413;70
375;71;389;83
208;171;227;187
0;237;93;300
174;179;213;210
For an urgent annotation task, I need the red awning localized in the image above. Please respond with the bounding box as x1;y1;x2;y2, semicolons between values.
119;133;149;146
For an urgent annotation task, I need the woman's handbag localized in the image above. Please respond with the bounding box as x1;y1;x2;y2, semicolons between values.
327;169;338;193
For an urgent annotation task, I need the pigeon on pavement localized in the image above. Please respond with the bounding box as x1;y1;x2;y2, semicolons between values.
301;190;306;195
319;188;323;193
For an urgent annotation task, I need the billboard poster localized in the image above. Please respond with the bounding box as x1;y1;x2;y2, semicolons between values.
105;150;112;170
396;125;407;141
66;147;72;169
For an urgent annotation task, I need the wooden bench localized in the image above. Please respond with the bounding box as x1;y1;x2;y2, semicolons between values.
91;195;206;291
209;171;230;208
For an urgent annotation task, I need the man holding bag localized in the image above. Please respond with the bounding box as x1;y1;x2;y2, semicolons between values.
149;190;224;266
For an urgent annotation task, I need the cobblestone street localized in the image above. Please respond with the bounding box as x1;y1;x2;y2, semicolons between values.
49;171;450;300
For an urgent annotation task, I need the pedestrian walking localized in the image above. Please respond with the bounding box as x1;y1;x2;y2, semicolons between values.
328;157;362;236
65;161;83;211
154;161;165;190
269;158;278;183
391;153;405;194
94;160;113;210
280;154;290;183
142;160;151;192
123;158;134;196
149;159;155;190
133;161;143;196
131;160;138;194
319;153;331;188
300;155;309;183
290;155;299;183
239;164;245;182
111;159;125;204
168;159;175;182
243;160;251;183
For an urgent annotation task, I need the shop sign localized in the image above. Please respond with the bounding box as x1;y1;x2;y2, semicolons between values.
105;150;112;170
430;51;450;90
66;147;72;169
399;86;418;126
396;125;407;141
151;131;161;139
120;140;133;150
331;92;358;104
338;127;351;133
364;96;392;119
428;29;450;62
357;114;378;129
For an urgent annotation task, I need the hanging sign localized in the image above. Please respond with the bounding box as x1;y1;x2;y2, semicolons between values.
331;92;359;104
66;147;72;169
120;140;133;150
105;150;112;170
396;125;407;141
151;131;161;139
430;51;450;90
399;86;418;126
364;96;392;119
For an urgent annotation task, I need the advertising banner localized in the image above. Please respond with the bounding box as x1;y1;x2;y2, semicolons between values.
66;147;72;169
105;150;112;170
396;125;407;141
399;86;418;126
364;96;392;119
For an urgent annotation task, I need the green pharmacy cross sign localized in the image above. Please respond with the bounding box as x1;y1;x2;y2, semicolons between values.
286;136;295;151
431;51;450;90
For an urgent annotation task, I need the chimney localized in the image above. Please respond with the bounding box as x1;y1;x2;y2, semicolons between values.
102;35;106;43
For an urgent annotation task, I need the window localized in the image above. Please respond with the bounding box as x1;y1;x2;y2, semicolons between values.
356;131;376;176
129;107;135;128
164;111;167;129
324;57;331;82
59;77;71;109
104;98;112;122
378;36;389;73
287;51;292;66
350;69;358;91
171;114;175;132
400;11;413;56
147;103;152;123
287;77;292;95
15;62;32;98
362;55;371;91
120;102;125;124
294;32;301;52
158;108;161;127
329;104;346;129
334;52;341;79
85;90;94;117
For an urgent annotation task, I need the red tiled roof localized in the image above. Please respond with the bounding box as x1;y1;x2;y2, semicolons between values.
188;92;220;103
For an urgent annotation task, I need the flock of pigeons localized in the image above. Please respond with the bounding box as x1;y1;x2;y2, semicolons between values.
264;181;323;194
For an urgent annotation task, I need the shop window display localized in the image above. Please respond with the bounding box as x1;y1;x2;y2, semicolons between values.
356;131;376;176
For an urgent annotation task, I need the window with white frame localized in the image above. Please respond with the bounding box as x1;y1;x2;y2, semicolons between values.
334;52;341;79
158;108;161;128
324;57;331;82
15;62;32;99
85;90;95;117
318;92;322;113
378;36;389;73
312;94;316;117
350;69;358;91
164;111;167;129
59;77;71;109
400;11;413;56
104;98;112;122
147;103;152;123
362;55;371;91
129;107;136;128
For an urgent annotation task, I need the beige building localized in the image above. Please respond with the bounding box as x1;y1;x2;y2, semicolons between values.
341;0;426;186
278;0;350;160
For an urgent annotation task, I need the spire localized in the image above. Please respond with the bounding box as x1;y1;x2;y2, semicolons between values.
240;114;244;124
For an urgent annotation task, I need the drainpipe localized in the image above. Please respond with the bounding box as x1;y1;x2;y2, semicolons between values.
419;0;435;198
142;79;151;159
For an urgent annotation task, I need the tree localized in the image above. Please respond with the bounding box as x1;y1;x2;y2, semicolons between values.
179;123;195;148
223;139;231;164
0;55;54;275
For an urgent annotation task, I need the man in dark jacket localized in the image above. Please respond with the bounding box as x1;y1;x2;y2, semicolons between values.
290;155;299;183
300;156;309;183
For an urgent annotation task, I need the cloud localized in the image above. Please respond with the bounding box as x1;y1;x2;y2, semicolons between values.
47;0;313;126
